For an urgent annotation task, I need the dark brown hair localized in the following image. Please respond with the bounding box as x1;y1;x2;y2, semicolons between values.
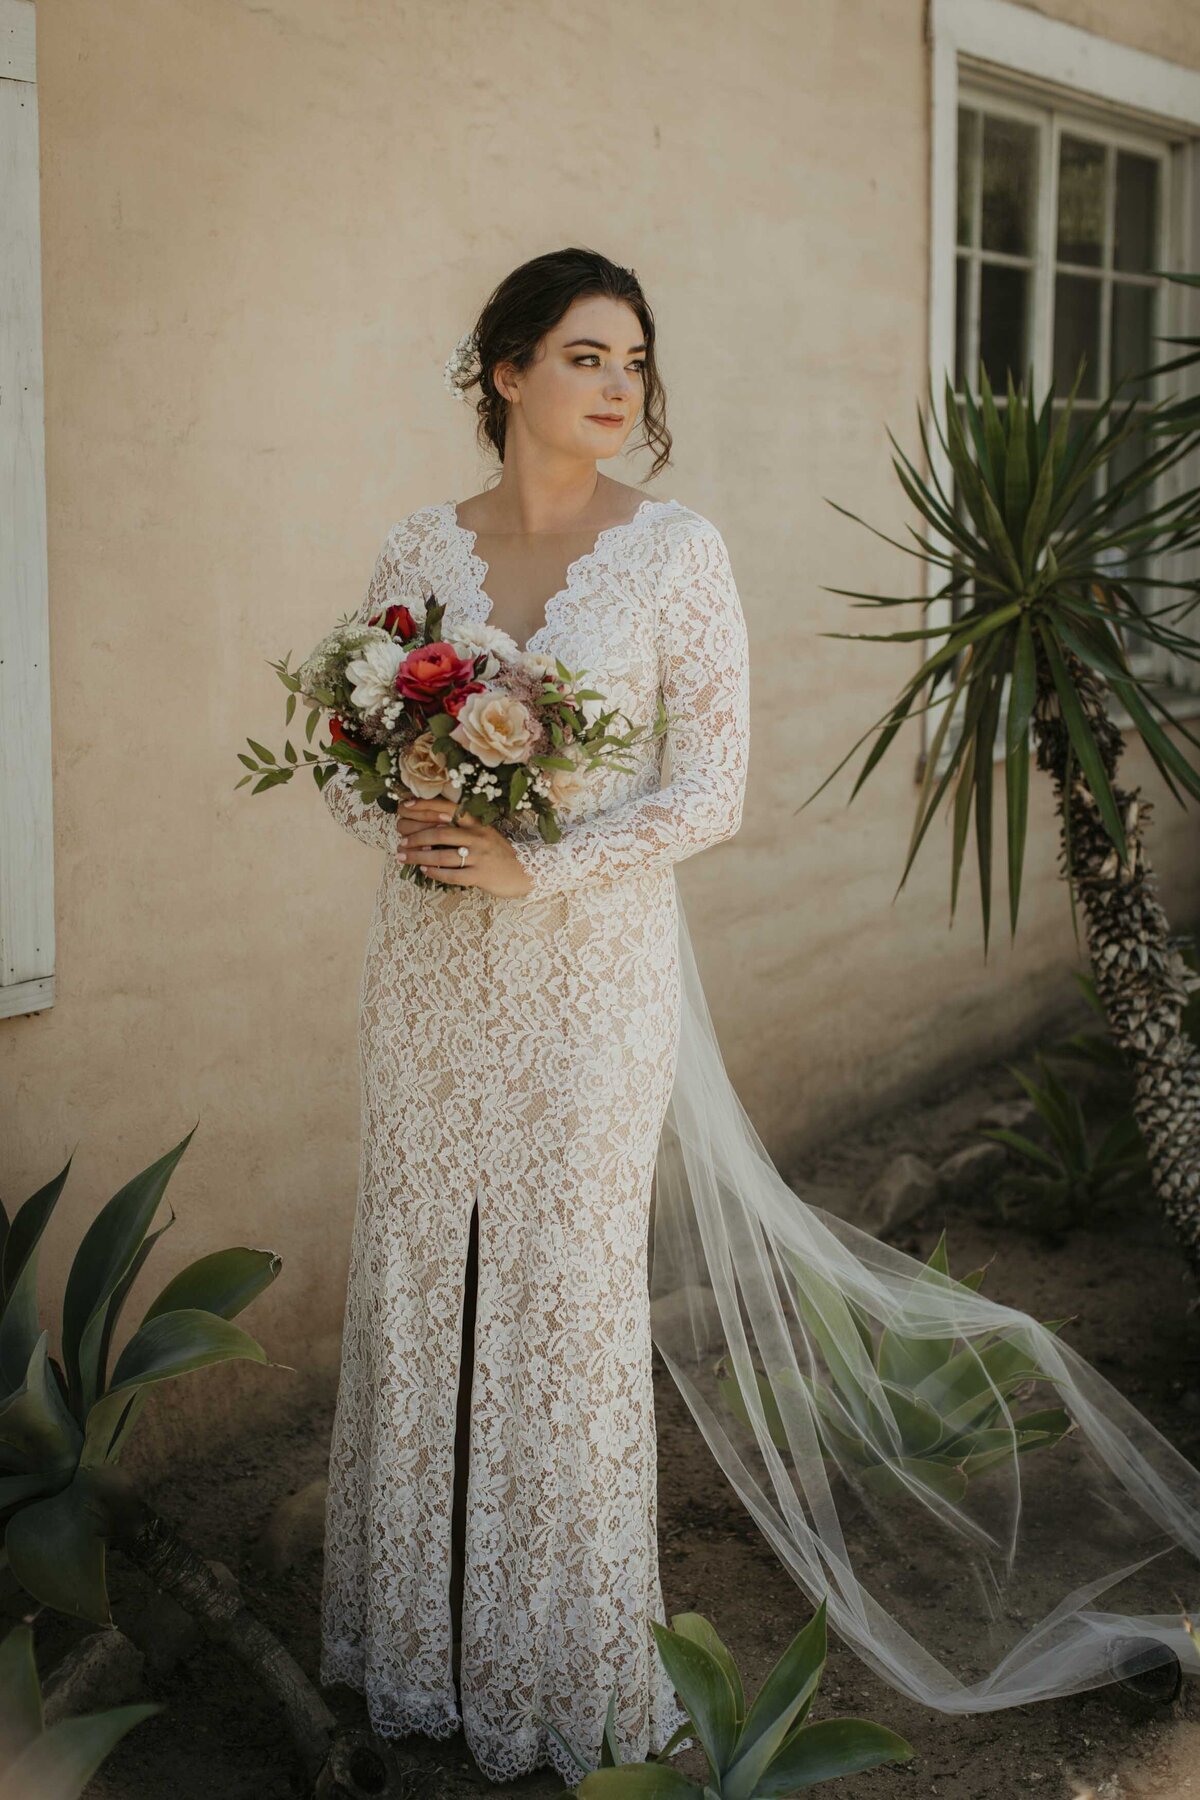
461;247;672;483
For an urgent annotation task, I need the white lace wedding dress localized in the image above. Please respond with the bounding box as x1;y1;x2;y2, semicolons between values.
318;496;751;1784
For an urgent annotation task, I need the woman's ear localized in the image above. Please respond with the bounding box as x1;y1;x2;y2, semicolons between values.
492;359;518;405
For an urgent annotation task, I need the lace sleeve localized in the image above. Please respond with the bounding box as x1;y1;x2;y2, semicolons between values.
321;526;410;852
508;518;750;898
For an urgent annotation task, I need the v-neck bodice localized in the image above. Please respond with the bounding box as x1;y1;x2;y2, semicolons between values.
328;493;747;860
439;496;679;658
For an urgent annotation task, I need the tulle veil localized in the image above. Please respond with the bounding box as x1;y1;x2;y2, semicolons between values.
649;882;1200;1710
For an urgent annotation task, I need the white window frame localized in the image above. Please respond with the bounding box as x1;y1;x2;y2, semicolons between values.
0;0;52;1019
925;0;1200;775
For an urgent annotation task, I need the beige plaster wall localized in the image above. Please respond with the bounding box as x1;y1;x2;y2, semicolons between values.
2;0;1198;1461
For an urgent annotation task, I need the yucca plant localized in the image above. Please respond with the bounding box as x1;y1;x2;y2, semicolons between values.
981;1052;1152;1235
1044;935;1200;1083
1041;969;1140;1080
0;1620;159;1797
541;1598;914;1796
803;342;1200;1286
716;1232;1073;1510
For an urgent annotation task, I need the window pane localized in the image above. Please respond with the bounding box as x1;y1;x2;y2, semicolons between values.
1114;151;1159;273
955;256;971;390
1054;272;1102;398
980;114;1037;255
957;107;980;248
1057;135;1106;267
1110;282;1156;400
980;264;1030;391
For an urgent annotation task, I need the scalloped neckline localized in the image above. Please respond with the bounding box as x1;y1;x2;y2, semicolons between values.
440;496;678;657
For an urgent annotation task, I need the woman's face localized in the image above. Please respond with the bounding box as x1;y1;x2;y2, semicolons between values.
495;294;647;463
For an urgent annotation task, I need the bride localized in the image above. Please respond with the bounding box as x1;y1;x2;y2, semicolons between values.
317;246;1200;1786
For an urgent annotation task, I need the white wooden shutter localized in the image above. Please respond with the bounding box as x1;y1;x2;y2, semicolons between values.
0;0;53;1019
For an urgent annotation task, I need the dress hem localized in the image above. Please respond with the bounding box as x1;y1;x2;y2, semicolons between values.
320;1642;693;1787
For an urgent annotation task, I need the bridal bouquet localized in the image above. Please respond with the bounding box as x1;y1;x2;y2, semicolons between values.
236;589;668;885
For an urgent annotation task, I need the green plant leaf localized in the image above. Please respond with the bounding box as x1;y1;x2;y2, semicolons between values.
979;1128;1062;1174
756;1716;915;1792
1005;615;1037;934
140;1248;282;1326
972;669;1004;955
4;1700;163;1797
650;1623;738;1778
0;1157;74;1395
61;1128;198;1418
857;1454;968;1505
91;1215;177;1423
669;1614;746;1722
878;1382;946;1456
1003;389;1031;543
1035;621;1129;864
79;1309;271;1470
575;1768;701;1796
722;1600;828;1800
0;1333;82;1478
0;1620;45;1751
4;1466;114;1623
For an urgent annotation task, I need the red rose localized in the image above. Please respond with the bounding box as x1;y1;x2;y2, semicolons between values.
329;715;361;746
368;603;419;639
443;680;487;718
396;641;480;706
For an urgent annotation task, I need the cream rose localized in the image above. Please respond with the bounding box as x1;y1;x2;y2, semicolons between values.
398;730;462;799
449;692;539;768
546;763;587;810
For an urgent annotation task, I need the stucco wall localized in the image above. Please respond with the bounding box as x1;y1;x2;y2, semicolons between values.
3;0;1198;1462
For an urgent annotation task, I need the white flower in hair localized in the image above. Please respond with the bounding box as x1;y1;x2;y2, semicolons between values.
443;328;480;402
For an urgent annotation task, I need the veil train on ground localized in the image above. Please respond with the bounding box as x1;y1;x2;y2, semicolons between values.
649;884;1200;1710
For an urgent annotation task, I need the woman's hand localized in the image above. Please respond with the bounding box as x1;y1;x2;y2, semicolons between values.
394;797;534;898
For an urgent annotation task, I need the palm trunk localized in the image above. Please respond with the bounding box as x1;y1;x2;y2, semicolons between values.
1029;639;1200;1295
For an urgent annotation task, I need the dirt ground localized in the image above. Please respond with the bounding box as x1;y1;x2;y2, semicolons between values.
30;1008;1200;1799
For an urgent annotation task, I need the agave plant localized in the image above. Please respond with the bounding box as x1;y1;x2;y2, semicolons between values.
0;1620;159;1796
981;1051;1152;1235
803;345;1200;1286
0;1129;395;1795
0;1124;282;1622
717;1232;1073;1509
540;1598;914;1797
